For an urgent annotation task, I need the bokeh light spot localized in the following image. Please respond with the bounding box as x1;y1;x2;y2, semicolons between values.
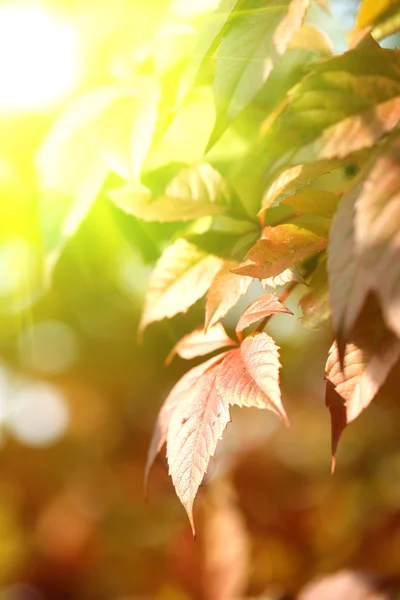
20;321;79;375
8;382;69;446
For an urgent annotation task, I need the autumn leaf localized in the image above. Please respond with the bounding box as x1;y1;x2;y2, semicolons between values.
166;323;237;365
139;239;223;335
325;299;400;469
233;224;327;280
314;0;330;13
261;156;359;212
353;136;400;339
261;36;400;168
281;188;339;219
167;364;231;536
235;293;292;335
145;352;230;495
205;261;252;331
203;479;249;600
108;163;231;222
216;345;287;422
208;0;310;148
327;183;369;338
288;24;333;55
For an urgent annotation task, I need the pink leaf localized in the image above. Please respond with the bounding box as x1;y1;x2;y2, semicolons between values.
144;352;229;496
166;323;237;365
235;293;292;335
216;348;286;419
205;261;252;331
166;365;231;536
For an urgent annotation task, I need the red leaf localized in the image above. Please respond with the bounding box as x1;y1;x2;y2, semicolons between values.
216;348;286;422
166;323;237;365
144;352;229;496
205;261;252;331
233;225;326;280
166;365;231;536
235;293;292;335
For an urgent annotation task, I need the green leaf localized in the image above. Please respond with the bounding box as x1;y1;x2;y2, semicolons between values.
281;188;339;219
354;0;400;40
139;239;223;335
209;0;310;148
261;36;400;167
108;163;231;222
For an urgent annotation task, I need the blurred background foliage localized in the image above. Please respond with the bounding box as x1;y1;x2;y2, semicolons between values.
1;0;400;598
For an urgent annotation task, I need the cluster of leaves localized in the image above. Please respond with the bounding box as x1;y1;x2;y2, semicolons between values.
37;0;400;533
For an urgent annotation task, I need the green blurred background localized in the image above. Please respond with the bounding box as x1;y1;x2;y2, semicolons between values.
1;0;400;598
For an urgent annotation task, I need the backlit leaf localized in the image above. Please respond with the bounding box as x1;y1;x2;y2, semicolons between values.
325;299;400;467
287;24;333;55
205;261;252;331
139;239;223;335
167;365;231;535
233;225;327;280
354;0;400;40
108;163;231;222
216;347;286;420
262;265;306;289
209;0;310;147
145;352;229;494
281;188;339;219
166;322;237;364
261;37;400;167
354;136;400;339
235;293;292;335
241;332;288;423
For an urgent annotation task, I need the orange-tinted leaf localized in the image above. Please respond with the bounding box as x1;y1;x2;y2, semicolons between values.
314;0;330;14
145;352;230;495
281;188;339;219
205;261;252;331
325;300;400;466
139;239;223;335
203;479;249;600
299;570;387;600
233;225;326;280
216;348;286;419
354;136;400;339
167;365;231;536
166;323;237;365
235;293;292;335
241;332;288;423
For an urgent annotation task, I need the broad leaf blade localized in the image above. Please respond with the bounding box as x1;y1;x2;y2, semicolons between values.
236;293;292;334
216;347;285;416
209;0;309;147
299;254;330;329
167;365;231;535
166;323;237;364
145;352;229;494
354;136;400;339
233;225;327;279
241;332;288;423
139;239;223;335
281;188;339;219
205;261;252;331
109;163;231;222
354;0;400;40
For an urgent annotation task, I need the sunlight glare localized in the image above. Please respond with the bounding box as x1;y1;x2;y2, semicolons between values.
0;4;80;112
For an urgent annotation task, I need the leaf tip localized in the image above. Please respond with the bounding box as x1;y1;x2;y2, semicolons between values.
331;454;336;474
